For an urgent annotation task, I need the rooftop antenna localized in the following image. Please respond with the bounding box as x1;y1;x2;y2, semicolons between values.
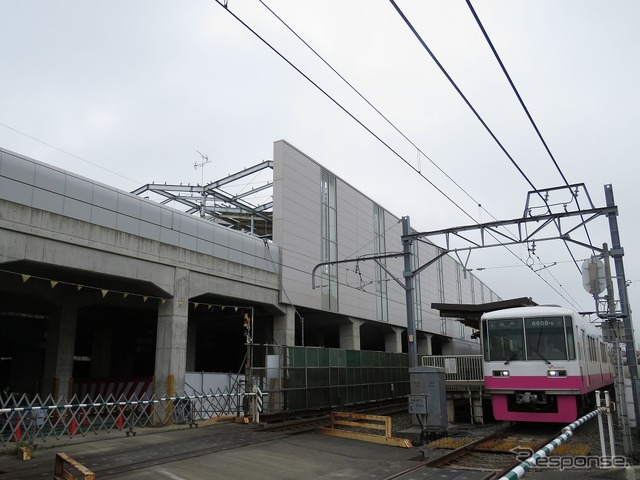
195;151;211;186
195;151;211;217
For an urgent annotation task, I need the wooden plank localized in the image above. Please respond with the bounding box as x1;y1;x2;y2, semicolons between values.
54;453;96;480
322;412;410;448
316;427;412;448
332;419;387;431
331;412;387;422
199;415;236;426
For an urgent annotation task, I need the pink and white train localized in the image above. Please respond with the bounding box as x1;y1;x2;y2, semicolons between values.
481;305;615;423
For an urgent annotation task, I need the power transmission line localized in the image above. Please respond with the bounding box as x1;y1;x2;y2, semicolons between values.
216;1;592;309
464;0;597;258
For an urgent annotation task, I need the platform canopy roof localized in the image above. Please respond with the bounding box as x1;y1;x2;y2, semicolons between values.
431;297;538;330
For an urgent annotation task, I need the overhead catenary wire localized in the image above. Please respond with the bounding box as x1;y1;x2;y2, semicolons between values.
464;0;597;260
258;0;498;224
257;1;572;298
257;0;556;289
0;121;143;187
263;239;309;345
390;1;573;250
257;1;569;275
217;0;590;309
388;0;539;195
0;1;604;326
389;0;586;282
212;0;472;225
271;229;586;319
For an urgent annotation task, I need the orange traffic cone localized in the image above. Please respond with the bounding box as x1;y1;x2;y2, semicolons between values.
117;413;124;430
69;417;77;435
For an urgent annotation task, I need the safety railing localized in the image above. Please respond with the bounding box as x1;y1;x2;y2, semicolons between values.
0;386;256;448
421;355;483;382
497;391;627;479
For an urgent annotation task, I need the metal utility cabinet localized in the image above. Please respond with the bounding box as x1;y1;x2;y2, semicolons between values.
409;366;447;430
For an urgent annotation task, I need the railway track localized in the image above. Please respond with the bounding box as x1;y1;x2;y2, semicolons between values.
260;415;331;433
382;424;567;480
259;399;408;434
0;423;291;480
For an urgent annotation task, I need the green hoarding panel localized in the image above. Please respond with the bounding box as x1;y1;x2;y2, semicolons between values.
306;348;318;367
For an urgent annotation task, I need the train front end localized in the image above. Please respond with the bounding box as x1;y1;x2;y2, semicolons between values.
481;306;582;423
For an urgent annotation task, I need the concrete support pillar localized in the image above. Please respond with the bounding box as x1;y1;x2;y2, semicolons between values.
339;318;362;350
273;305;295;346
154;268;189;398
385;327;402;353
418;333;432;356
91;324;112;378
42;303;78;398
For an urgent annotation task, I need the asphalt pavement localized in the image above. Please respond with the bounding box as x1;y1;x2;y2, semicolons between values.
0;420;423;479
2;420;640;479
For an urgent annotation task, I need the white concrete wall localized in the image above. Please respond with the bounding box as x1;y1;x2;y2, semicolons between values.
273;140;499;344
273;140;322;308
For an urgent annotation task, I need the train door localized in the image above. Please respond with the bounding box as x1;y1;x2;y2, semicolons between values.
581;329;591;387
576;328;584;382
598;341;605;383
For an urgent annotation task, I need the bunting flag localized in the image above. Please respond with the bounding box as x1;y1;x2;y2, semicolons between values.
185;302;253;312
3;268;252;312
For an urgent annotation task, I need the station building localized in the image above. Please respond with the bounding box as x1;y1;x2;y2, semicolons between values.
0;140;501;404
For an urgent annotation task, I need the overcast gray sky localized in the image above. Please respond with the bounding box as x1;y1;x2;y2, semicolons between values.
1;1;639;336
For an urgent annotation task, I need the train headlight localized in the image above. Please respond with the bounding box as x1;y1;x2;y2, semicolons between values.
492;370;510;377
547;369;567;377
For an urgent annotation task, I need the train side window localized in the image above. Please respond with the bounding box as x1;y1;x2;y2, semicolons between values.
485;318;524;362
587;336;597;361
600;342;608;363
564;316;576;360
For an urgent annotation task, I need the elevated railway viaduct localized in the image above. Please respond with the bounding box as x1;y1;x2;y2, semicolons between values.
0;142;495;407
0;147;285;398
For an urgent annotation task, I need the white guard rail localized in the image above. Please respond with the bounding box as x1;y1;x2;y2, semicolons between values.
421;355;483;381
497;406;626;480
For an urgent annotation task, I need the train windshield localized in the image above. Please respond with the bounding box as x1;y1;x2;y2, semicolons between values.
482;315;575;362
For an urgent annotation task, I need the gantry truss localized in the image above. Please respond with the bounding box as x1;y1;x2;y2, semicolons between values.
132;161;274;238
406;183;615;275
